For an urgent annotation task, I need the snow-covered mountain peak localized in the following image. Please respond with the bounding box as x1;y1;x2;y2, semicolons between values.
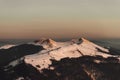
24;38;113;71
77;38;109;53
81;37;91;43
71;37;93;44
34;38;57;48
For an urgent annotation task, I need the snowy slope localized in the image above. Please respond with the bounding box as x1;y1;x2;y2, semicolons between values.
0;44;15;49
24;38;116;71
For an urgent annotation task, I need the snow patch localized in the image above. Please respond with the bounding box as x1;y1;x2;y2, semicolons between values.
0;44;15;49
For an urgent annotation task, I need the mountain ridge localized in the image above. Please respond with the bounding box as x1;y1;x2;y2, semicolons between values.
0;38;120;80
24;38;115;71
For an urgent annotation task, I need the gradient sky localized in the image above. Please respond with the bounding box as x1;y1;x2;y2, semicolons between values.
0;0;120;39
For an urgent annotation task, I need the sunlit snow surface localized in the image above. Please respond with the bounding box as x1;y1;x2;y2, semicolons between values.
0;44;15;49
24;38;117;71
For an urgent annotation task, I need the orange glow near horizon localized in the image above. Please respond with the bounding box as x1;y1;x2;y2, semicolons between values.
0;19;120;39
0;0;120;39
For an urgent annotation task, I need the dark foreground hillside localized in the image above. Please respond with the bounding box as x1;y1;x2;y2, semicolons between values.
0;55;120;80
